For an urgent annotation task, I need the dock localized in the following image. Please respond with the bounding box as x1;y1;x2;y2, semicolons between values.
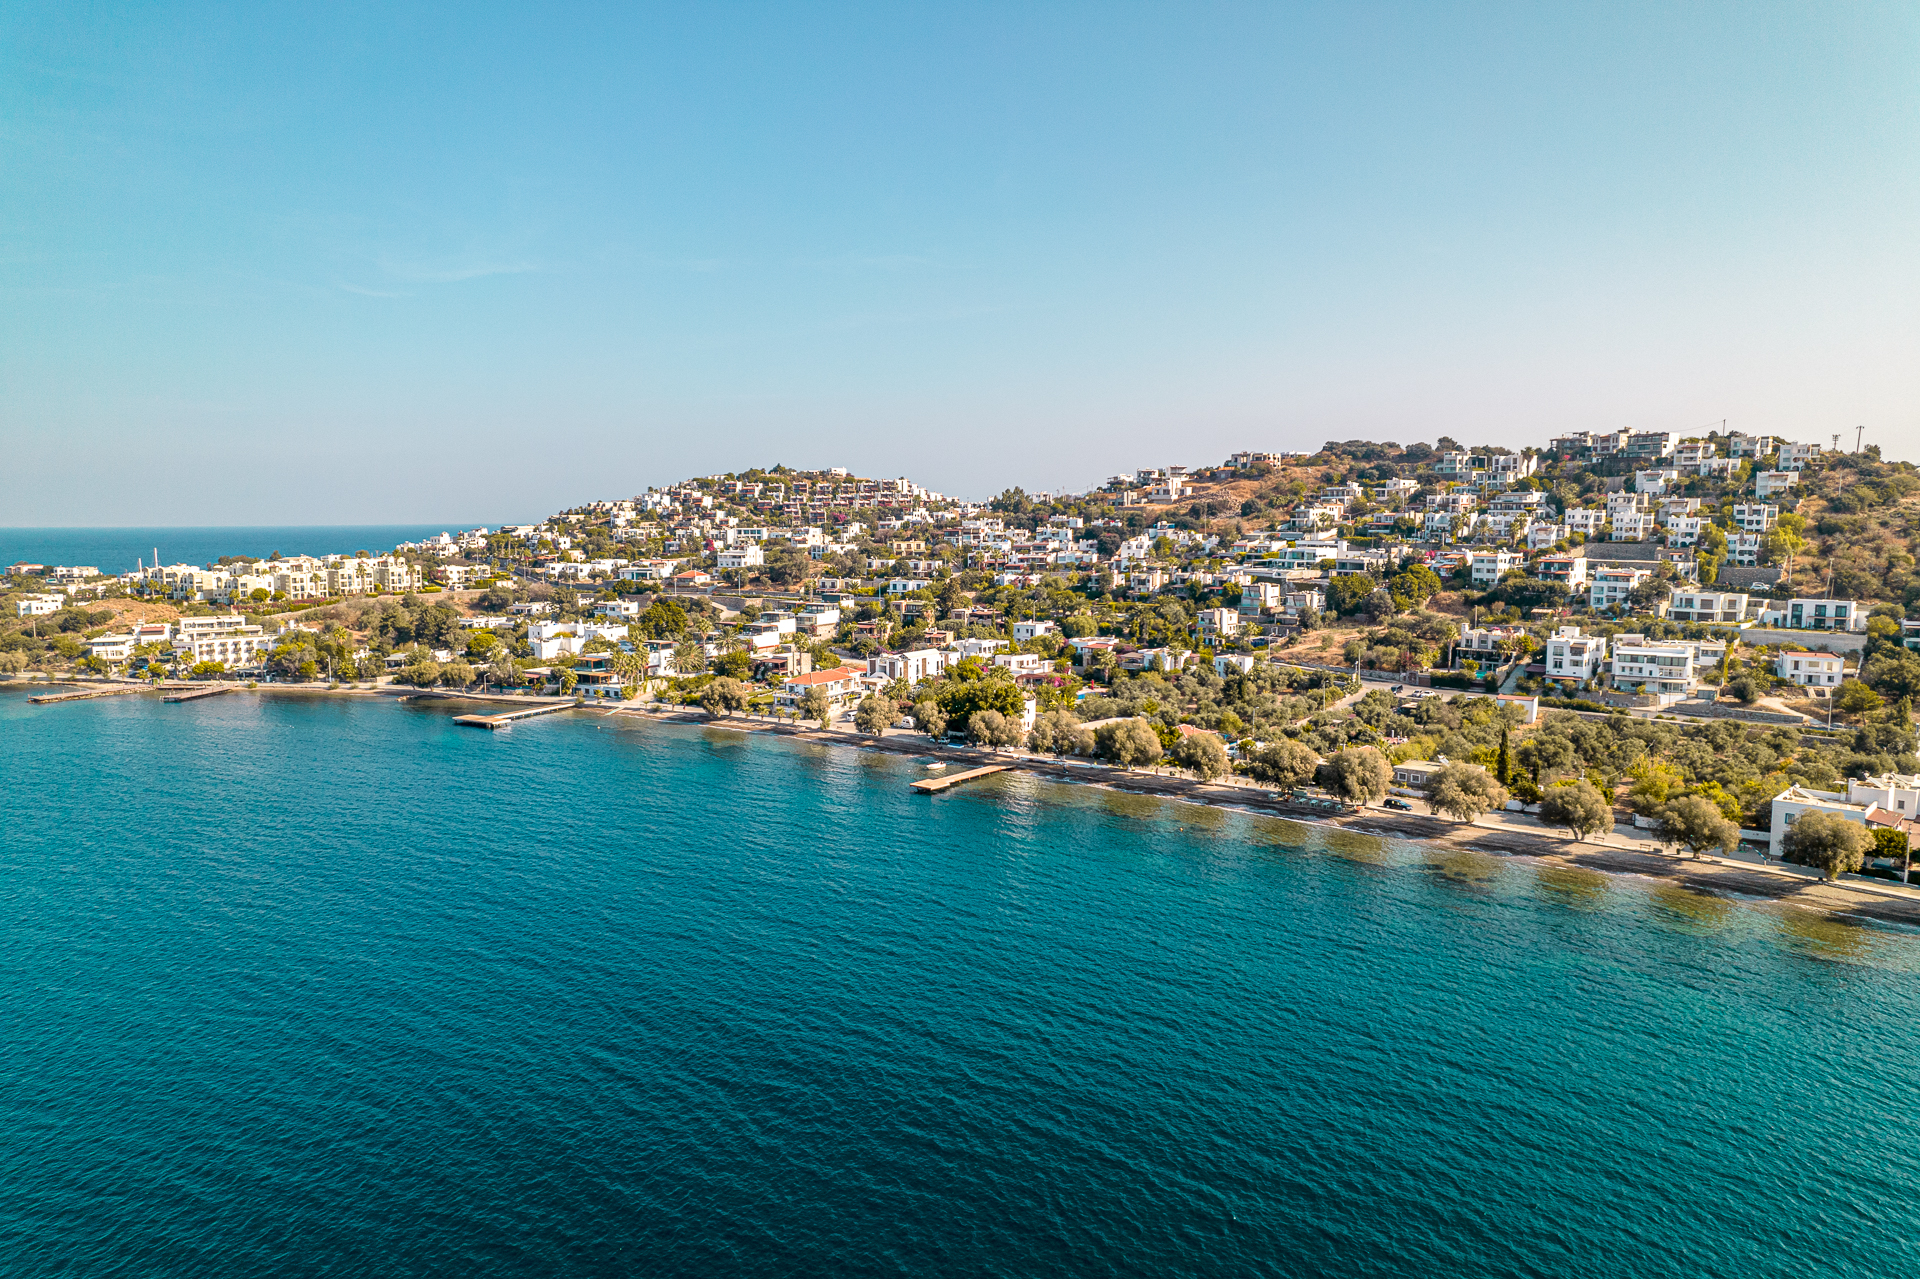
910;764;1011;793
28;684;154;704
163;684;238;703
452;701;578;730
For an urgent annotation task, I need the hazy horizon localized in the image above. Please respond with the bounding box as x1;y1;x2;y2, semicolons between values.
5;2;1916;524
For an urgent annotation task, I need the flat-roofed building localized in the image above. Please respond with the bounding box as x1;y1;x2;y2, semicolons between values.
1663;590;1749;624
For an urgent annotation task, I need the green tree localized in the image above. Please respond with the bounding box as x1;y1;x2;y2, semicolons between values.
854;695;893;735
912;699;949;739
1389;564;1443;610
400;657;442;687
1096;717;1164;768
1327;573;1377;617
1657;795;1741;858
1245;739;1319;789
1538;779;1611;841
1323;746;1392;805
1429;761;1508;821
1833;679;1883;718
439;659;476;688
967;709;1021;749
1169;730;1229;781
1028;709;1087;755
630;598;689;640
672;639;707;676
798;685;831;725
1780;811;1873;880
701;676;750;717
1871;826;1912;882
713;649;753;680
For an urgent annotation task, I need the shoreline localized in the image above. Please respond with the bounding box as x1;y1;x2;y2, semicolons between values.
16;677;1920;928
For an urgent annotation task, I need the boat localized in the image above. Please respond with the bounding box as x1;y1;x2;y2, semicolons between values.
924;761;947;771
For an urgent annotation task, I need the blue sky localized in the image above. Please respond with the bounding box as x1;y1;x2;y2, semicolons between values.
3;2;1916;525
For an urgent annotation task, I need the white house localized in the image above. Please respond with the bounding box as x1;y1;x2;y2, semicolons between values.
1774;649;1844;690
1850;773;1920;818
1778;442;1823;470
1609;640;1696;696
1011;620;1057;643
1663;590;1749;624
869;648;947;684
1755;471;1800;499
15;594;64;616
1468;550;1524;587
1214;653;1256;676
1542;627;1606;685
1197;607;1240;639
1763;598;1863;632
1589;566;1651;611
1770;785;1879;861
1732;504;1778;532
716;545;764;569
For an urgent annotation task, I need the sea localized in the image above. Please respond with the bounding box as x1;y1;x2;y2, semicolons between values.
4;685;1918;1277
1;525;503;574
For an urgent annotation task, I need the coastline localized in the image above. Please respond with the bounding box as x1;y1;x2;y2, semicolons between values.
14;676;1920;928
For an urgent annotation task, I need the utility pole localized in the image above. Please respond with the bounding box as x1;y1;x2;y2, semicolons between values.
1855;424;1865;454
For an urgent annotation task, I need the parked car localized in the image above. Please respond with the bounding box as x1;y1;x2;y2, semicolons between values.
1383;798;1413;811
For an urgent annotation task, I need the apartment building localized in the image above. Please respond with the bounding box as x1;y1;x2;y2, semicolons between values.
1755;471;1800;499
16;594;63;616
1778;442;1823;470
1732;504;1778;532
174;615;272;667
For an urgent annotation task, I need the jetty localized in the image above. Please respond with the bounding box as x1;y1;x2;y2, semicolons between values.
28;684;153;704
452;702;577;730
910;764;1011;793
163;684;238;703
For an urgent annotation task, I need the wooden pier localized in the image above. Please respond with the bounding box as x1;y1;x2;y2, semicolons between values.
163;684;238;703
910;764;1011;793
28;684;153;704
452;701;578;730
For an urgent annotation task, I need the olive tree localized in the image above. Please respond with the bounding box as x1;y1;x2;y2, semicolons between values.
1028;709;1086;756
1428;761;1508;823
1096;717;1164;769
1657;794;1741;859
700;676;750;718
1245;739;1319;790
1538;780;1611;841
912;699;948;739
853;695;893;735
1169;730;1230;781
799;685;831;726
1322;746;1392;806
968;709;1023;749
1780;811;1874;880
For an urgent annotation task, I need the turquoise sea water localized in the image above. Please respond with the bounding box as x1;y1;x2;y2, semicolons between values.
4;686;1918;1276
0;526;501;575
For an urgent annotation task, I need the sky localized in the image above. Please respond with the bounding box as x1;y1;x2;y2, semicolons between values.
2;2;1916;525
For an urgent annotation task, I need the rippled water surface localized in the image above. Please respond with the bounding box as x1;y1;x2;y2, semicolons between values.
4;687;1918;1276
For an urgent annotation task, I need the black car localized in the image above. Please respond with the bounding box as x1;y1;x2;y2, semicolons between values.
1382;798;1413;811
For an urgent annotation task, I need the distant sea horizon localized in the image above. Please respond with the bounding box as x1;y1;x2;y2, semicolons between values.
0;524;519;575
